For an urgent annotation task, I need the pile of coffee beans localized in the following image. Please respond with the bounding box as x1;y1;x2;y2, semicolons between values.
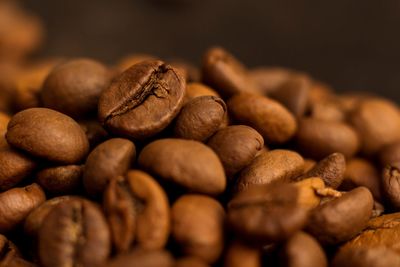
1;45;400;267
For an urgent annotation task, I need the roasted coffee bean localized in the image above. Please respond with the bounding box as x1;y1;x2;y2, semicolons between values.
41;58;111;118
228;93;297;144
228;183;308;243
296;118;359;159
24;196;73;237
38;198;110;267
270;73;311;117
0;234;21;265
294;177;332;210
98;60;185;140
104;170;170;252
382;163;400;209
83;138;135;197
308;99;345;122
6;108;89;164
236;149;304;192
79;120;109;148
175;257;210;267
224;241;261;267
303;159;316;173
296;153;346;189
207;125;264;178
102;249;174;267
184;82;220;103
0;183;45;233
341;158;381;200
306;187;373;245
202;47;260;97
248;67;292;95
379;141;400;166
138;138;226;195
350;98;400;155
36;165;83;195
332;246;400;267
174;96;227;141
279;232;327;267
171;194;225;263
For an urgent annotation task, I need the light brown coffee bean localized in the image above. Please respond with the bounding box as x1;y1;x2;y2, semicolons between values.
6;108;89;164
83;138;135;197
294;177;327;210
138;138;226;195
224;241;261;267
295;118;360;159
184;82;220;103
202;47;260;97
228;93;297;144
236;149;304;192
279;232;327;267
0;183;46;233
350;98;400;155
172;194;225;263
382;163;400;209
207;125;264;178
332;246;400;267
248;67;292;95
379;141;400;166
174;96;227;141
36;165;83;195
104;170;170;252
102;249;174;267
308;99;345;122
306;187;373;245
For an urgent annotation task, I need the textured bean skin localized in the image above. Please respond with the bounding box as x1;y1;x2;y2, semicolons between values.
332;247;400;267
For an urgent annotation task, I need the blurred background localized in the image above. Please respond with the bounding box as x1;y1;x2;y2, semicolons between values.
3;0;400;100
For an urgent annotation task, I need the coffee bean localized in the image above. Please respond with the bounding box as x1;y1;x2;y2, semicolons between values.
171;194;225;263
202;47;260;97
36;165;83;195
207;125;264;178
236;149;304;192
41;58;111;118
104;170;170;252
306;187;373;245
175;257;210;267
308;99;345;122
102;249;174;267
228;93;297;144
379;141;400;166
83;138;135;197
294;177;327;210
332;246;400;267
138;138;226;195
174;96;227;141
79;120;109;148
296;153;346;189
6;108;89;164
184;82;220;103
0;234;21;264
228;183;308;243
303;159;316;173
279;232;327;267
248;67;292;95
0;183;45;233
295;118;360;159
382;163;400;209
350;98;400;155
38;198;110;267
98;60;185;139
224;241;261;267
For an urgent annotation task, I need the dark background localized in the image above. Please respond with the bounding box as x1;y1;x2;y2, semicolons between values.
23;0;400;101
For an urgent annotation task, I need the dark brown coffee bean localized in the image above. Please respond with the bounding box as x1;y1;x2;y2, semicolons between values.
207;125;264;178
340;158;381;200
224;241;261;267
332;246;400;267
228;183;308;243
296;153;346;189
270;73;311;117
79;120;109;148
104;170;170;252
172;194;225;263
138;138;226;195
379;141;400;166
0;183;45;233
306;187;373;245
41;58;111;118
202;47;260;97
38;198;110;267
184;82;220;103
102;249;174;267
248;67;292;95
24;196;73;237
174;96;227;141
236;149;304;192
350;98;400;155
175;257;210;267
228;93;297;144
83;138;135;197
382;163;400;209
295;118;360;160
98;60;185;140
6;108;89;164
279;232;327;267
0;144;36;191
36;165;83;195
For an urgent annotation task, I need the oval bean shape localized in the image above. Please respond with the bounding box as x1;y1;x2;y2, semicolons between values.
138;139;226;195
